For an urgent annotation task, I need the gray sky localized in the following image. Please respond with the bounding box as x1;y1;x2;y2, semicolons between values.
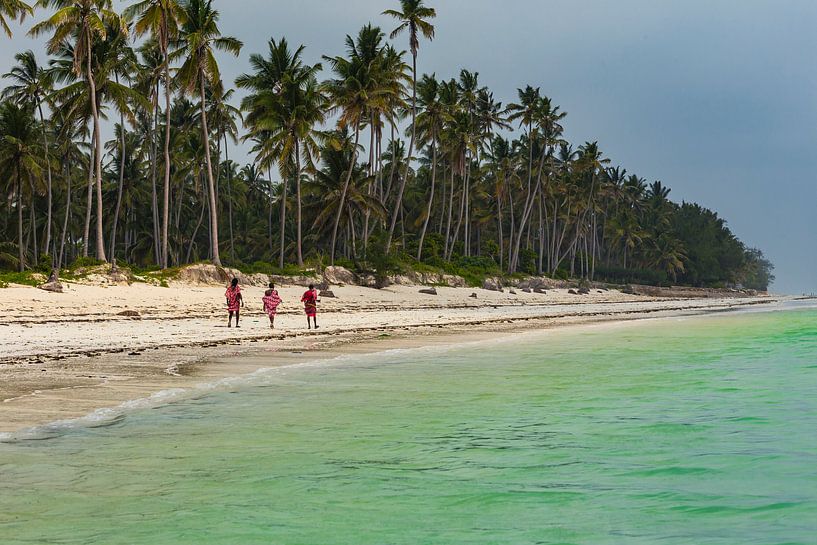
3;1;815;293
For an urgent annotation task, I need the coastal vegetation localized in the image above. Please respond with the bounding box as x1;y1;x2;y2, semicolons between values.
0;0;774;290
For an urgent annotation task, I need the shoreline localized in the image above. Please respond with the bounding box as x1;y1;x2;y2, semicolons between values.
0;283;790;436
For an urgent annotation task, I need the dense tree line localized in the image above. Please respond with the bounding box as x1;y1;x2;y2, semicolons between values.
0;0;774;290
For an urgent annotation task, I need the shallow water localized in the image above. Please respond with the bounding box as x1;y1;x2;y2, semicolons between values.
1;307;816;544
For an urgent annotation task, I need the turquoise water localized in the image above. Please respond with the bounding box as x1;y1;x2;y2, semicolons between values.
1;306;816;544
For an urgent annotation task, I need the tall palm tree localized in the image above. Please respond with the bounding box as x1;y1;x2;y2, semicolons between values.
173;0;241;267
383;0;435;254
126;0;186;269
2;50;54;256
0;0;31;37
413;73;448;260
0;101;42;271
31;0;127;262
322;25;385;264
237;37;325;268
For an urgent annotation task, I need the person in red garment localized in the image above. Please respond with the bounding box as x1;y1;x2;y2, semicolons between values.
225;278;244;327
262;282;282;329
301;284;320;329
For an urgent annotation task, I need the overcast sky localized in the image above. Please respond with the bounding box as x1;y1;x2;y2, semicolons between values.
3;1;815;293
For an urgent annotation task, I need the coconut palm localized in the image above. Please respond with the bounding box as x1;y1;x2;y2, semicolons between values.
322;24;388;264
413;73;448;260
173;0;241;266
31;0;128;262
382;0;435;254
237;37;325;267
0;0;31;37
2;50;55;255
126;0;186;269
0;101;42;271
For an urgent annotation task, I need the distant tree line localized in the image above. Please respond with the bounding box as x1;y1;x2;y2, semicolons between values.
0;0;774;290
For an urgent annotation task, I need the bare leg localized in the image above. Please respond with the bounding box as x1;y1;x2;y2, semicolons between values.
235;309;240;328
228;311;233;327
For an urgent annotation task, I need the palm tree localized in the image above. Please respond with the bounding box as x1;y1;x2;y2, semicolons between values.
322;25;386;264
2;50;54;256
0;101;42;271
413;73;447;260
383;0;435;254
126;0;186;269
237;37;325;268
31;0;128;262
0;0;31;37
174;0;241;267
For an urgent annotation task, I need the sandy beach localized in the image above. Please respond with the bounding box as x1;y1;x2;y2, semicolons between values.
0;279;780;434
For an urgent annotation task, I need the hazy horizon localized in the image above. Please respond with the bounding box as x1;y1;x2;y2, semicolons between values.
2;1;814;293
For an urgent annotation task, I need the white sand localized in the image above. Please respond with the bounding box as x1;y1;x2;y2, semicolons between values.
0;280;778;433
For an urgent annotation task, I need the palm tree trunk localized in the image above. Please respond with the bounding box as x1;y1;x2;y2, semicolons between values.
186;185;207;263
161;41;172;269
150;86;160;264
87;32;106;262
58;158;71;270
448;171;467;260
82;129;94;258
385;52;417;254
17;168;24;272
295;139;303;267
443;166;454;258
29;178;38;267
278;173;287;269
109;91;126;261
199;75;221;266
330;124;360;264
497;178;504;270
224;133;235;262
416;137;437;261
37;101;52;256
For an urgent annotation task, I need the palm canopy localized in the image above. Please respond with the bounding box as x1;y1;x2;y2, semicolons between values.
383;0;435;58
125;0;186;49
0;0;32;37
30;0;126;76
1;50;52;111
172;0;241;94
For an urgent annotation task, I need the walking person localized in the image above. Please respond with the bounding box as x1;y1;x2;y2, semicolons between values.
225;278;244;327
262;283;282;329
301;284;320;329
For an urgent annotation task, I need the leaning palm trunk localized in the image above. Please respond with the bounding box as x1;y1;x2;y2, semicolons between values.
199;75;221;266
87;33;106;262
330;125;360;265
416;137;437;261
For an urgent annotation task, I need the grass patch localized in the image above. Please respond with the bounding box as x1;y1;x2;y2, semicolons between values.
0;270;42;287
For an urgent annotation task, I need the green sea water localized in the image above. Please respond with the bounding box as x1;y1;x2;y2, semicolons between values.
1;305;816;544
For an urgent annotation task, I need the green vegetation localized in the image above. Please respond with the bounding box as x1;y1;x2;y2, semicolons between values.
0;0;774;292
